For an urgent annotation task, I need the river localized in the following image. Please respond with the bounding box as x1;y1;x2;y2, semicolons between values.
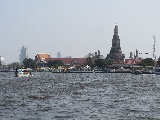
0;72;160;120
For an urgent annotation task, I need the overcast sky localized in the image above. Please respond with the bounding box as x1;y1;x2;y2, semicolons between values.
0;0;160;64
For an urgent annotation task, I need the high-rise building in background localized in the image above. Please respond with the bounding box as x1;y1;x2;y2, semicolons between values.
0;56;5;65
19;46;28;65
107;24;125;62
57;52;61;58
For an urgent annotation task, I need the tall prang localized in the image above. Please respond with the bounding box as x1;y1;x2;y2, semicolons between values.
107;24;125;62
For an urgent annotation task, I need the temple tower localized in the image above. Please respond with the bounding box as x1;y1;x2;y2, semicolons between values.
107;24;125;62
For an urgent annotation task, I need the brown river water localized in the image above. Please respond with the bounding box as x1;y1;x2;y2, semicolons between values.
0;72;160;120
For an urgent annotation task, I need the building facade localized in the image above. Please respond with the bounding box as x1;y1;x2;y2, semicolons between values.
19;46;28;65
107;24;125;63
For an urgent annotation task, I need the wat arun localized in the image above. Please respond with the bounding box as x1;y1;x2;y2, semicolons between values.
107;24;125;62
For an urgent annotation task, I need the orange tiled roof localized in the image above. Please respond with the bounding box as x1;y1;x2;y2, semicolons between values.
38;54;50;59
35;53;51;62
124;59;142;65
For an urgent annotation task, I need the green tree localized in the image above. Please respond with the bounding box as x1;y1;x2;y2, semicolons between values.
139;58;154;67
84;53;95;67
47;60;64;68
23;58;36;69
95;59;107;69
85;57;95;68
105;58;113;65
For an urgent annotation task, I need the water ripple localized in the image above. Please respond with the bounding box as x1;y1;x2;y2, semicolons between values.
0;72;160;119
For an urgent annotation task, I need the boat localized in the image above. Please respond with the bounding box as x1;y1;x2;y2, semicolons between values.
132;70;143;75
132;69;154;75
154;64;160;75
114;67;132;73
109;67;132;73
142;70;154;74
15;68;32;77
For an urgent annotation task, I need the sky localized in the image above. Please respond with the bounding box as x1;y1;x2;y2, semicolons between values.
0;0;160;64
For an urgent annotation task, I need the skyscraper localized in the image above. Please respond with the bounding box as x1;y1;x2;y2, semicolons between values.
57;52;61;58
107;24;125;62
19;46;28;65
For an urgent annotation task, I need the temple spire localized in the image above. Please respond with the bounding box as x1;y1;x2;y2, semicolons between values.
114;23;118;36
107;24;125;63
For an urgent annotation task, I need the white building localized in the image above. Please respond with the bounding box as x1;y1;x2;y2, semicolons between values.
0;56;5;65
19;46;28;65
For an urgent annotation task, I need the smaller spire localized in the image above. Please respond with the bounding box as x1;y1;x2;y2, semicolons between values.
114;24;118;35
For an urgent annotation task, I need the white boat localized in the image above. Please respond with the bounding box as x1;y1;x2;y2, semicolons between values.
15;69;32;77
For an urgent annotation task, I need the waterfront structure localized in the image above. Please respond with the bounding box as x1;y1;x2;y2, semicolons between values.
108;59;142;70
107;24;125;63
35;53;51;63
35;53;51;67
19;46;28;65
125;59;142;66
57;52;61;58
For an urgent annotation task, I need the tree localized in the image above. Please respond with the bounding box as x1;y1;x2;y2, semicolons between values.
85;57;95;68
105;58;113;65
47;60;64;68
139;58;154;67
84;53;96;67
23;58;36;69
95;59;107;69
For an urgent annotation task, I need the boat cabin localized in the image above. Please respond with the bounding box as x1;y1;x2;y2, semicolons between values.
15;69;32;77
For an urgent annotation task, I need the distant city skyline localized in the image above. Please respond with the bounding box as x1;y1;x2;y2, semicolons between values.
0;0;160;64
